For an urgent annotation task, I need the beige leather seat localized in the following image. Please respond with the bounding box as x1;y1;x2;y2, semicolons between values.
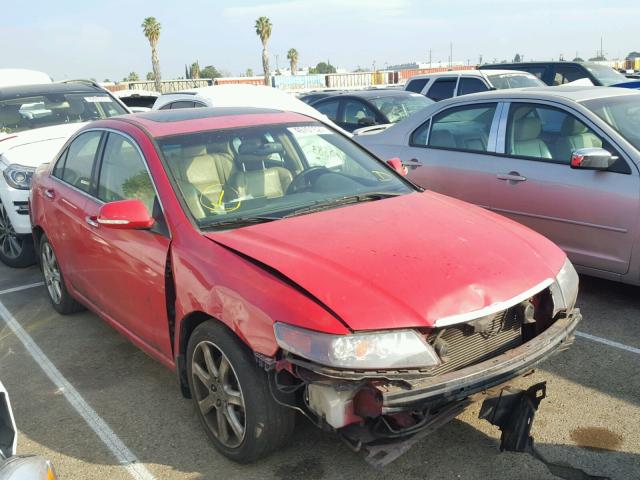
229;144;293;200
174;144;234;219
511;117;552;159
556;116;601;161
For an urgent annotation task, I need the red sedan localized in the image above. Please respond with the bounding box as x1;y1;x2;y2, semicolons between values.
29;107;581;463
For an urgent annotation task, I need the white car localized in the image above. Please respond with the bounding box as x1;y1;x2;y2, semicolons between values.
152;84;342;130
0;81;129;266
404;69;544;101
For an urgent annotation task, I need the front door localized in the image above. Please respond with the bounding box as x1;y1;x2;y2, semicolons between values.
79;132;172;357
402;102;501;207
490;102;640;275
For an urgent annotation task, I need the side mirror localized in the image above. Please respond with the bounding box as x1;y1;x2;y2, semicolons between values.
386;157;408;176
358;116;376;126
97;199;155;230
570;148;617;170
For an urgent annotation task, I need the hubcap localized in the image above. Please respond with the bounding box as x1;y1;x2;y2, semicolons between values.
191;341;246;448
42;243;62;304
0;202;22;259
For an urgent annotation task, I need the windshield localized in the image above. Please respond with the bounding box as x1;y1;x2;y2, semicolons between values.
583;95;640;150
157;121;413;229
583;64;628;86
369;94;432;123
487;73;544;89
0;91;127;134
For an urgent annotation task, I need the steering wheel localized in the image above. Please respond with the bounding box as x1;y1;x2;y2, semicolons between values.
286;166;330;194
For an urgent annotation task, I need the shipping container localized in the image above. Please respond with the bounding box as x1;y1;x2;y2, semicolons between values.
214;76;266;86
272;74;326;90
398;65;476;81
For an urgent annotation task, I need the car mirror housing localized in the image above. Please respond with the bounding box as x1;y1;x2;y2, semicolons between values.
386;157;408;176
570;147;617;170
97;199;155;230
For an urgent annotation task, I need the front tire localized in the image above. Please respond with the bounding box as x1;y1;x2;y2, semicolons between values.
40;234;84;314
0;201;35;267
187;320;295;463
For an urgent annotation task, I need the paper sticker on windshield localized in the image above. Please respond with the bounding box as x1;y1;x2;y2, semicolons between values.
288;126;331;136
83;96;112;103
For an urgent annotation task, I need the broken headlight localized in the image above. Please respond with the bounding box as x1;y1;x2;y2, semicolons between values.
274;323;440;370
3;164;35;190
549;257;579;316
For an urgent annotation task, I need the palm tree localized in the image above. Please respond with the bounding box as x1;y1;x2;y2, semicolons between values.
255;16;272;86
287;48;299;75
141;17;162;92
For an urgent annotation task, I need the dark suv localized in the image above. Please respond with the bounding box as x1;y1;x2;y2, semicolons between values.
480;61;638;88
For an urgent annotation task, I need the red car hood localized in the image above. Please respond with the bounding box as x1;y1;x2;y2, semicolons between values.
205;192;565;331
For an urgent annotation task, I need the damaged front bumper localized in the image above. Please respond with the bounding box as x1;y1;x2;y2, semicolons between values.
378;309;581;412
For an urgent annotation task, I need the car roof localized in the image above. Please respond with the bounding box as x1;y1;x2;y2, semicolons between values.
480;61;601;68
443;85;640;103
315;89;422;101
0;82;105;99
114;107;316;137
408;69;534;81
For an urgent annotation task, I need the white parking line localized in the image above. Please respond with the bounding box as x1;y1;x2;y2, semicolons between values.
576;331;640;355
0;300;156;480
0;282;44;296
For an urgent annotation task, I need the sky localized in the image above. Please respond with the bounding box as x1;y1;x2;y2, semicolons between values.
2;0;639;81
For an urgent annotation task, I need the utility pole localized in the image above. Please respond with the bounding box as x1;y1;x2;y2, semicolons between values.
428;49;432;68
479;54;483;65
449;41;453;68
275;54;279;73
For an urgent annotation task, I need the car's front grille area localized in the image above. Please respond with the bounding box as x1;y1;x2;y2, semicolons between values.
13;201;28;215
427;309;523;376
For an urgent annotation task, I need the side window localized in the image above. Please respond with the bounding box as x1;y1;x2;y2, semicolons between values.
427;78;457;101
553;66;588;85
520;67;546;79
458;78;489;96
159;103;173;111
406;78;429;94
97;133;157;214
52;149;68;178
342;100;376;126
428;103;497;152
410;120;431;147
506;103;626;171
315;100;339;121
169;101;196;109
60;131;102;193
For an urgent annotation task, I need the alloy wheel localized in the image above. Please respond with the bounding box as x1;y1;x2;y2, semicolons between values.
191;340;246;448
42;242;62;304
0;202;23;259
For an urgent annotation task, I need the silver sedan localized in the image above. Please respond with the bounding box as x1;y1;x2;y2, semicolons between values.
356;86;640;285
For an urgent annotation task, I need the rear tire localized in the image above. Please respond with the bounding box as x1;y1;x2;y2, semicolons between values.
0;201;35;268
40;234;84;314
187;320;295;463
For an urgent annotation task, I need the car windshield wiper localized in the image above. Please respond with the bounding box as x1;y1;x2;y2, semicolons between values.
283;191;405;218
200;215;282;230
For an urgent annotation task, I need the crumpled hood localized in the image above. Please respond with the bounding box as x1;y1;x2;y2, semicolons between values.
0;123;85;167
206;192;566;331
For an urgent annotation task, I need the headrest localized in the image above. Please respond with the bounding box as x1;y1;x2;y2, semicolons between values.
238;141;284;156
183;144;207;157
0;105;21;126
560;116;588;136
207;141;230;154
514;117;542;142
67;98;85;116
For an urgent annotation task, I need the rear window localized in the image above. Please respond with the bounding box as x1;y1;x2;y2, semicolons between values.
369;94;432;123
0;91;126;134
427;78;457;101
405;78;429;94
487;73;544;89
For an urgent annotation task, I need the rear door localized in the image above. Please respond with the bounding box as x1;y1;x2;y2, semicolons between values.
79;131;172;356
490;101;639;275
45;130;104;290
402;101;502;206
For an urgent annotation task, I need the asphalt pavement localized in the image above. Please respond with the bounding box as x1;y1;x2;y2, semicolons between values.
0;263;638;480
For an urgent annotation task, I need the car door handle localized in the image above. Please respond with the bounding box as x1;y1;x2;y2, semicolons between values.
405;158;423;169
497;172;527;182
85;216;99;228
44;188;55;199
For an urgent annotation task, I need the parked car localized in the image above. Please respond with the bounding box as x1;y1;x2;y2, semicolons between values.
30;107;580;463
0;381;58;479
480;61;640;89
308;90;433;132
112;89;160;112
404;69;544;101
297;90;342;104
356;86;640;285
0;81;129;267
